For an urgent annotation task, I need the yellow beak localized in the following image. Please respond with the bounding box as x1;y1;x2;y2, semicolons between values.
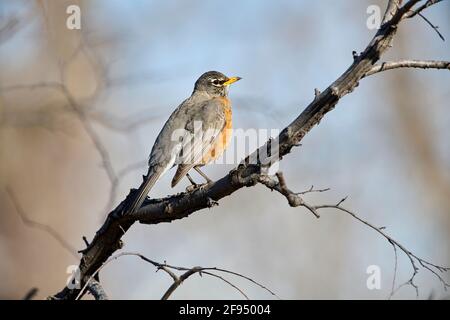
223;76;242;86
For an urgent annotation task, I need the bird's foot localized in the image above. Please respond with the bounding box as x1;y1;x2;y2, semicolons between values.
186;182;209;192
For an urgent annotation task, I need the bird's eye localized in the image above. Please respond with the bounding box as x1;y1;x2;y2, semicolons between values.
211;79;221;86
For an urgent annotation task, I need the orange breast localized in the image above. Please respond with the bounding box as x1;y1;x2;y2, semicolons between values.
201;98;232;164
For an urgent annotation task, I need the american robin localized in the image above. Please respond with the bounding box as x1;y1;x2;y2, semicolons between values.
128;71;241;213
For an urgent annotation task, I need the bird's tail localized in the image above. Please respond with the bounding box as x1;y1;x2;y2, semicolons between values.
128;168;161;213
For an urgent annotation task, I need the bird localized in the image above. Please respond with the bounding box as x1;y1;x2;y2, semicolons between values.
128;71;241;213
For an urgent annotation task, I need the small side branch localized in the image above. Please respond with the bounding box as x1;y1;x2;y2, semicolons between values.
258;172;321;218
22;288;39;300
364;60;450;78
404;0;443;18
417;13;445;41
402;0;445;40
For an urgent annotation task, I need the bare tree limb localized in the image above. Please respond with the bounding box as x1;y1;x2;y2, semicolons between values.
75;252;278;300
365;60;450;77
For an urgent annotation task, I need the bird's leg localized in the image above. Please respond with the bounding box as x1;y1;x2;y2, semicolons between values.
185;173;199;191
186;172;207;192
194;166;212;184
185;168;212;192
186;172;197;186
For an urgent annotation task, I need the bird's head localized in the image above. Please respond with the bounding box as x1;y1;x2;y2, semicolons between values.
193;71;241;97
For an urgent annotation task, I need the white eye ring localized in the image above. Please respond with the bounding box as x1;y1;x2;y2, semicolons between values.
211;79;221;86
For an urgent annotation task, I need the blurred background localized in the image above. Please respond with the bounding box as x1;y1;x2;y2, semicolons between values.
0;0;449;300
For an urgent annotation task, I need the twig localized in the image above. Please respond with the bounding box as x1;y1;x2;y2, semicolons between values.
403;0;445;40
417;12;445;41
297;185;331;195
404;0;443;18
198;271;250;300
22;288;39;300
82;236;90;247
